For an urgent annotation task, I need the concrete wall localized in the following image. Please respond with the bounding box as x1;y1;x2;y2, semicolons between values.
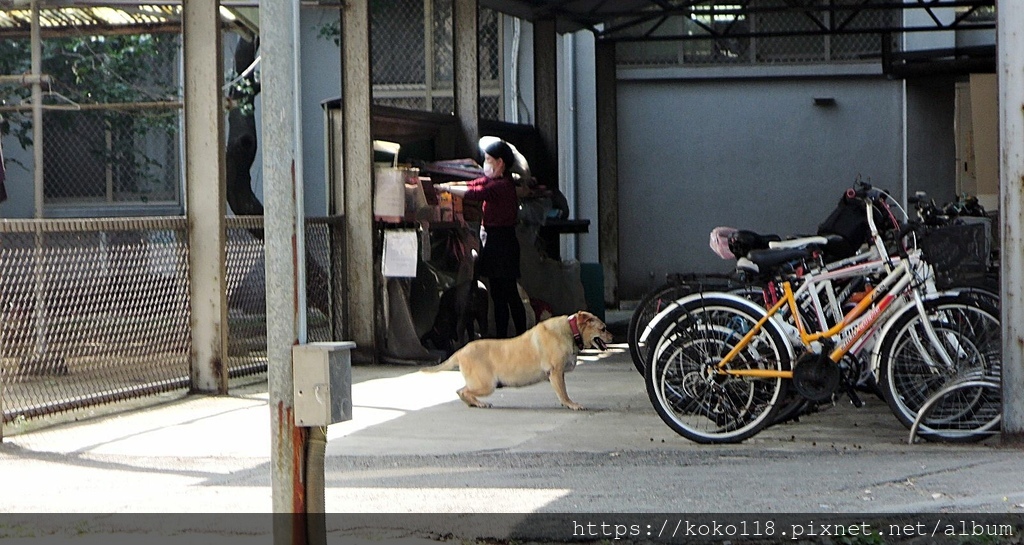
235;6;342;218
298;8;343;217
614;75;906;299
0;130;34;218
906;76;957;204
225;6;341;218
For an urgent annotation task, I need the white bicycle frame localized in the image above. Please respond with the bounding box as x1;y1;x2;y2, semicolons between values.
641;195;957;382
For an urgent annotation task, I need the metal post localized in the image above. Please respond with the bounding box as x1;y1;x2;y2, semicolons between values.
182;0;228;393
595;40;619;307
534;18;558;186
29;0;47;372
998;0;1024;443
261;0;314;542
30;0;42;218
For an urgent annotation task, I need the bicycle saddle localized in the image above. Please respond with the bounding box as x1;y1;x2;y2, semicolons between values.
746;247;814;269
769;235;830;250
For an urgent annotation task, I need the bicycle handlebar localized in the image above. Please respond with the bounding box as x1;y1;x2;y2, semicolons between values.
892;221;922;260
846;180;888;201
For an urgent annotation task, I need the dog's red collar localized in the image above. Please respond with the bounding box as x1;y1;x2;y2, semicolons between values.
568;314;585;351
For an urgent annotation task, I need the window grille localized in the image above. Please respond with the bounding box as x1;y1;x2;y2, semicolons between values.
371;0;503;120
0;32;182;211
42;106;180;206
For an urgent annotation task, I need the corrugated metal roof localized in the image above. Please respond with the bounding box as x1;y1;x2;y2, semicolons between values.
0;5;177;29
0;2;256;37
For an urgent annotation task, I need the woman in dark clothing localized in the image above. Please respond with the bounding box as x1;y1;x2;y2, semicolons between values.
436;139;526;338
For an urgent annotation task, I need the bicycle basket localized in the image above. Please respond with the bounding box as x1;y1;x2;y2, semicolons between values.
918;222;989;290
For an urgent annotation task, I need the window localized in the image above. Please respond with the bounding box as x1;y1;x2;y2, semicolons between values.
371;0;503;119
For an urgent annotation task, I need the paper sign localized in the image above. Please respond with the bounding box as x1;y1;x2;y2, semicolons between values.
382;229;419;277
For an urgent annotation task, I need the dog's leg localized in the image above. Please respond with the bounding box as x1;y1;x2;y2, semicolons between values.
457;386;493;408
458;370;496;408
550;370;584;410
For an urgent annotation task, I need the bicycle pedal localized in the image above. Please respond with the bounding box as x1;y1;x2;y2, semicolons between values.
846;386;864;408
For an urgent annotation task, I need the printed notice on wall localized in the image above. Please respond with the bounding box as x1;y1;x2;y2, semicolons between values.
382;229;418;277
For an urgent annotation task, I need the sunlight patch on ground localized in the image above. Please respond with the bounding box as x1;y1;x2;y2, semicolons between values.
327;370;463;441
324;487;570;513
576;343;627;363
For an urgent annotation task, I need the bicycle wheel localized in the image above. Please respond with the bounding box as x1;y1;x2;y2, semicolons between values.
628;282;695;374
948;284;1000;311
644;294;791;444
629;278;764;375
909;379;1001;443
876;295;1001;435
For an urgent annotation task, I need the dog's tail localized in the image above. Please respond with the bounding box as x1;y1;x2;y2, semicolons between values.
420;355;459;373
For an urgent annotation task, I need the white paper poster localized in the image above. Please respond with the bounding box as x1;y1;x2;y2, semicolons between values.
382;229;419;277
374;167;406;220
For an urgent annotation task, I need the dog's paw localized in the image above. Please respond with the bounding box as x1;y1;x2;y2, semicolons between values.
564;402;585;411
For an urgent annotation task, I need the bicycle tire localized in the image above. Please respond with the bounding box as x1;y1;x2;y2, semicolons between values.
627;282;695;375
909;379;1001;443
876;295;1001;435
947;284;1000;311
629;277;764;376
643;294;791;444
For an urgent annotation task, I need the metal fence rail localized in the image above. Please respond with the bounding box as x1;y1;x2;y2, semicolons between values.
1;216;342;429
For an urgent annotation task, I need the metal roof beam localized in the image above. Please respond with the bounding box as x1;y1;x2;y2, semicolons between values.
595;0;994;42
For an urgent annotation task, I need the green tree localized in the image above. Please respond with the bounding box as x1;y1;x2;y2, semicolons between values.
0;33;180;198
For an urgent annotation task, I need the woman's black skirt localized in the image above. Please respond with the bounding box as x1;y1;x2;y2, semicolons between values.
476;225;520;279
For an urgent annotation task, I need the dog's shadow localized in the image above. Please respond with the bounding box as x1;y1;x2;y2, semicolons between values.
460;404;608;413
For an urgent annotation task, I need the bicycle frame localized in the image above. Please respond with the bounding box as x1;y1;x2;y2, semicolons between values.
715;256;918;379
714;198;949;381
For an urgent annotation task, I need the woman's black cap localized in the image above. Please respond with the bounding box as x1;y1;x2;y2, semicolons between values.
483;139;515;168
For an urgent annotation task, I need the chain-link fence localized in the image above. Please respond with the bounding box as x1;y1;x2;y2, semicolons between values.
41;105;181;206
224;217;341;373
0;30;183;212
371;0;504;120
1;216;343;432
616;1;898;67
0;218;191;429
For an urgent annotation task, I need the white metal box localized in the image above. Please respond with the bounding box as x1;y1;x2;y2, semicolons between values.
292;341;355;426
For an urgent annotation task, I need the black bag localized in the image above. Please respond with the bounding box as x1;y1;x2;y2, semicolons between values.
817;196;870;259
728;230;780;259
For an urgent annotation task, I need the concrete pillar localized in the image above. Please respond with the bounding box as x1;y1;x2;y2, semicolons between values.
533;17;558;185
998;1;1024;443
182;0;227;393
453;0;479;158
261;0;313;538
341;0;376;363
595;40;619;306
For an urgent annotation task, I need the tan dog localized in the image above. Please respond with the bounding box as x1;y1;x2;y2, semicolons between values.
422;311;614;410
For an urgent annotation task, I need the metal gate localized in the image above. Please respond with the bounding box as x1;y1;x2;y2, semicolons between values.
1;215;342;432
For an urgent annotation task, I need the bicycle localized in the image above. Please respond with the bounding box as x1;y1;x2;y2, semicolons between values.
642;184;1000;443
627;272;764;375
